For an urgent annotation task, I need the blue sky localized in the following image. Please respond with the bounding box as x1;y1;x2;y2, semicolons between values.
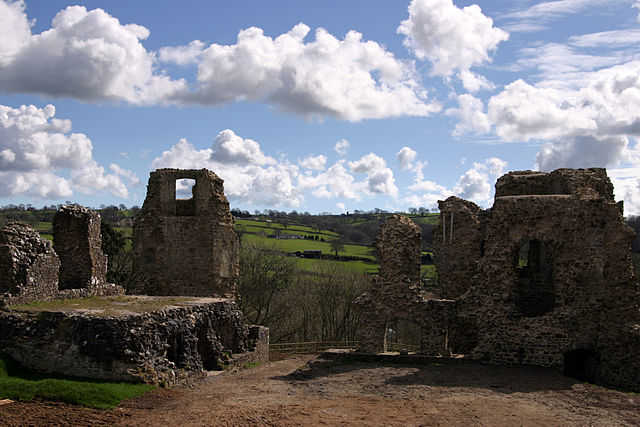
1;0;640;214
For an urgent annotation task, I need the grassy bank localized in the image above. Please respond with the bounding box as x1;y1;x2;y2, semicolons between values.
0;354;154;408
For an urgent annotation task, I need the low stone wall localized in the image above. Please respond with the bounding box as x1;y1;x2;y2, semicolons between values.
0;296;269;385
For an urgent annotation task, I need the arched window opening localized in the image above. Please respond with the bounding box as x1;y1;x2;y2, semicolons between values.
515;239;555;317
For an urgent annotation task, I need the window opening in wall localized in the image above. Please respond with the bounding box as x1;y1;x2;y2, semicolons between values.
175;178;196;216
515;239;555;317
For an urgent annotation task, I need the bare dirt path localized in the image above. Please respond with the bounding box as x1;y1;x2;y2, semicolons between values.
1;355;639;426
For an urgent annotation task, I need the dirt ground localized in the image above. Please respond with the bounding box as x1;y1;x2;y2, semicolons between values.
1;354;639;426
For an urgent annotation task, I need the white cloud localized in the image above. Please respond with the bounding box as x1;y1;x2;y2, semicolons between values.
458;70;495;93
299;154;327;171
71;161;130;198
349;153;398;197
398;0;508;76
0;0;31;67
152;136;304;207
535;135;629;171
211;129;274;166
453;157;506;203
503;0;613;21
569;29;640;48
0;3;186;103
499;0;621;33
178;23;439;121
0;3;439;121
485;61;640;171
336;202;346;212
300;161;362;201
450;94;491;136
397;146;417;170
609;166;640;215
0;103;132;199
334;139;350;155
152;131;407;207
635;1;640;22
158;40;206;66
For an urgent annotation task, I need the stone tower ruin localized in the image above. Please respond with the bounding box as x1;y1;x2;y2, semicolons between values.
53;205;107;289
132;169;238;297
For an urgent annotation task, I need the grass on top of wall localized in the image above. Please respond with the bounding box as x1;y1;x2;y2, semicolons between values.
0;354;154;408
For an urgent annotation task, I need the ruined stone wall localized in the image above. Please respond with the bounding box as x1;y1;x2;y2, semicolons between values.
132;169;238;298
428;168;640;391
0;297;268;385
435;197;485;299
356;215;456;354
0;223;60;307
374;214;422;284
53;205;107;289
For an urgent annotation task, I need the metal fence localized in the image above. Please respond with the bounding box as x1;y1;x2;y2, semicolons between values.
269;341;420;355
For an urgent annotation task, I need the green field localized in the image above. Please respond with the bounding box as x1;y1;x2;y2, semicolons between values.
294;257;379;274
241;233;374;258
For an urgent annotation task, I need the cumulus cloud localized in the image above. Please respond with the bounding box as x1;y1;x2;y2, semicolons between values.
450;94;491;136
299;154;327;171
0;3;186;103
299;161;363;201
176;22;439;121
0;2;439;121
397;147;417;170
398;0;508;76
349;153;398;197
535;135;629;171
334;139;350;155
454;157;507;203
211;129;274;166
152;135;303;207
609;167;640;215
151;130;408;207
158;40;206;66
484;61;640;169
458;70;495;93
0;103;134;199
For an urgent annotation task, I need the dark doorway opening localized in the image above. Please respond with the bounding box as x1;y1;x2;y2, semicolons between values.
564;349;600;383
166;332;186;368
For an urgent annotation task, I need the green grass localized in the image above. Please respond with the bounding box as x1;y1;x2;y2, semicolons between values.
421;264;437;277
240;361;262;369
0;354;154;408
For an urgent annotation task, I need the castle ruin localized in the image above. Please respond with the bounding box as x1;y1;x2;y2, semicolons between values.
0;169;268;385
132;169;238;298
357;168;640;391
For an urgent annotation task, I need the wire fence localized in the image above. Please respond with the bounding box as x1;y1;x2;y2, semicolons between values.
269;341;420;355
